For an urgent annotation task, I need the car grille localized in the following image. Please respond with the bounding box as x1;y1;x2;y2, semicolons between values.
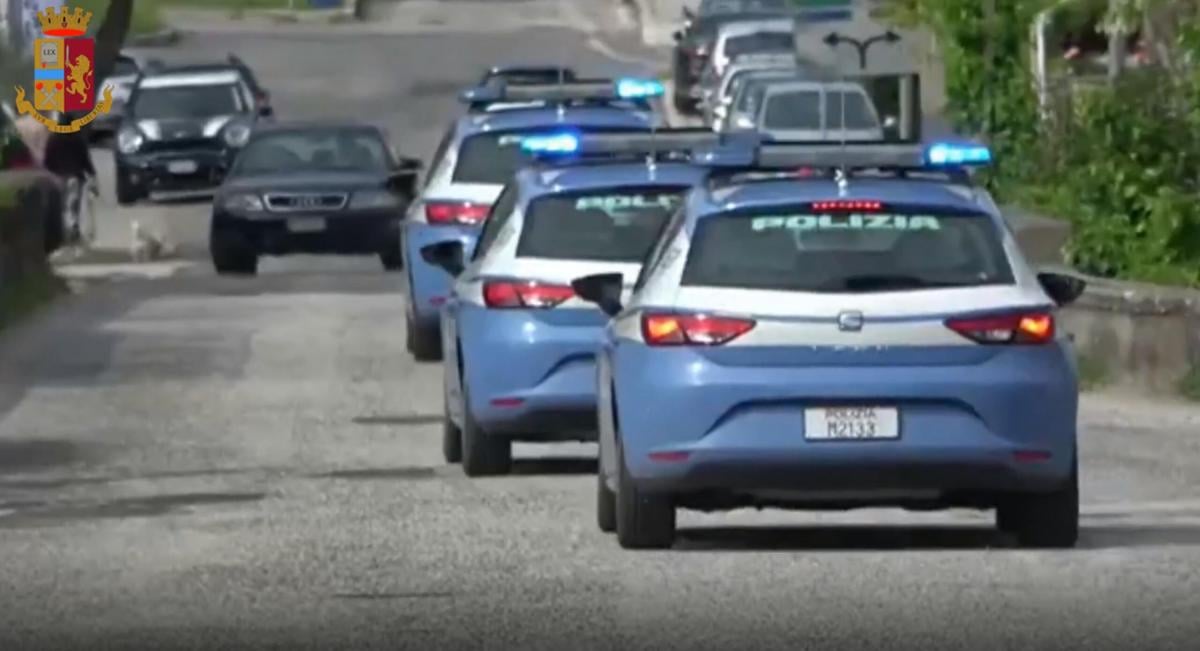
264;192;349;212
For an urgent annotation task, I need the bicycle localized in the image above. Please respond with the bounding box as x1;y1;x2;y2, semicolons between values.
63;173;98;248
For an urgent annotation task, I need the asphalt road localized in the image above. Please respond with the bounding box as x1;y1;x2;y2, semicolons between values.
4;2;1200;649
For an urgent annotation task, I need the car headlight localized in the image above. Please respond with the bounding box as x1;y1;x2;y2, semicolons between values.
222;192;264;213
349;190;400;210
734;116;755;130
117;127;143;154
223;122;252;148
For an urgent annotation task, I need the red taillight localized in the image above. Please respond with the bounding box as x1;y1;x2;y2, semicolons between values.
425;201;490;225
945;312;1055;345
811;200;883;212
482;281;575;309
641;313;755;346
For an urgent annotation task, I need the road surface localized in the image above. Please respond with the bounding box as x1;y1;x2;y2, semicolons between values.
3;2;1200;648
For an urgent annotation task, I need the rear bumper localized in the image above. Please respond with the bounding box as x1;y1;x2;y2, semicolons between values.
211;209;401;255
402;221;479;327
608;342;1079;496
118;148;232;192
459;305;602;440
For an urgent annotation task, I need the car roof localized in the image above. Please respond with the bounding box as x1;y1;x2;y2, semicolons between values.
517;161;710;196
689;178;990;225
762;80;870;95
456;106;653;137
138;70;243;88
717;18;795;37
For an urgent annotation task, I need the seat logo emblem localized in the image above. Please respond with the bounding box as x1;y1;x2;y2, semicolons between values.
837;311;864;332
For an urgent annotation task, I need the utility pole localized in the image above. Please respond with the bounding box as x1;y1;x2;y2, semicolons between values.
822;30;902;71
984;0;995;138
1106;0;1127;84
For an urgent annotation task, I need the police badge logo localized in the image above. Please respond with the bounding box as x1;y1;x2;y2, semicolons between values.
12;5;113;133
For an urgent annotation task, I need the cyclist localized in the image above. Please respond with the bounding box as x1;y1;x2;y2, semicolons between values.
42;111;99;245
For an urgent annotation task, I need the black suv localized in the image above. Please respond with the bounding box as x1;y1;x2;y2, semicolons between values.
113;62;273;204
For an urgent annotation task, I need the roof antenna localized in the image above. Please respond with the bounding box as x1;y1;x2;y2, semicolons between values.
825;31;850;197
646;103;658;179
556;53;566;122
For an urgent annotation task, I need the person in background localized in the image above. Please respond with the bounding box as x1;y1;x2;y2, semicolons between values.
41;112;98;244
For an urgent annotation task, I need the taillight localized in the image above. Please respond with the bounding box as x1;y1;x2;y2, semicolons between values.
425;201;490;225
482;281;575;309
945;312;1055;345
641;313;755;346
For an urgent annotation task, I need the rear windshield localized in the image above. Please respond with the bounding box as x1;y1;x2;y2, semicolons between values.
517;186;689;262
762;89;877;130
726;32;794;58
701;0;788;14
682;209;1014;292
452;127;646;185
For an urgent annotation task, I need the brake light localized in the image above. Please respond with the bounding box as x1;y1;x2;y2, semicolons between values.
945;312;1055;345
811;200;883;212
425;201;490;225
482;281;575;309
641;313;755;346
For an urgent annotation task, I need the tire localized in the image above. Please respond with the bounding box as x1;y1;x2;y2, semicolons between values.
597;472;616;533
115;167;142;206
459;384;512;477
442;395;463;464
210;231;259;276
380;246;403;271
997;459;1079;549
405;304;442;361
615;438;675;549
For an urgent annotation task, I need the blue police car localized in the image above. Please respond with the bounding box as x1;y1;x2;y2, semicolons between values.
400;78;664;360
418;130;723;476
572;140;1088;549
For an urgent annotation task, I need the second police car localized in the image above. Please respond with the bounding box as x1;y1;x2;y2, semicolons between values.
400;76;664;360
571;139;1089;550
420;129;727;476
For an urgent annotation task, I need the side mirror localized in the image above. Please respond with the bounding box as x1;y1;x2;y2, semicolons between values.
257;105;273;118
673;30;683;42
420;241;466;278
1037;271;1087;307
571;273;624;317
714;105;728;119
394;156;423;173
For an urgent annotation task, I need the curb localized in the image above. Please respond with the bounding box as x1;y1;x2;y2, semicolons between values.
127;28;182;47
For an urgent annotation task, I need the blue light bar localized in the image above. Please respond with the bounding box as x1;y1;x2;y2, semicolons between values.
615;77;665;100
926;142;992;166
520;132;580;154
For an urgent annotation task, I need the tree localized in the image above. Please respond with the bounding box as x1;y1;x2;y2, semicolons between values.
91;0;133;86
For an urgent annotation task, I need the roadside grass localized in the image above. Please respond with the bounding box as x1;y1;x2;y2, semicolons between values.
0;270;67;332
1076;352;1109;392
1179;366;1200;402
74;0;164;36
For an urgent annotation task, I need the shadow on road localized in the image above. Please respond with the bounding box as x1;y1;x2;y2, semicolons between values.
510;456;597;476
673;523;1200;551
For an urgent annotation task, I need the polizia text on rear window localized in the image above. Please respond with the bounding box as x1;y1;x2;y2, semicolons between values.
516;186;689;262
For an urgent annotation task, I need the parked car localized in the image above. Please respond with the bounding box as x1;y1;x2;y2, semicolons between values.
700;52;798;127
707;17;797;83
92;53;165;142
719;68;814;132
755;80;886;142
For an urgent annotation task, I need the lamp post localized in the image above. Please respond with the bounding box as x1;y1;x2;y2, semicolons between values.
822;30;903;71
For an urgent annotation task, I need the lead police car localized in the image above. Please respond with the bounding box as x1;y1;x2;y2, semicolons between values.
400;78;663;361
420;130;724;476
572;140;1088;550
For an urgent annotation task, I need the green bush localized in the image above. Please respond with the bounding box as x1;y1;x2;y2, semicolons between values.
885;0;1200;287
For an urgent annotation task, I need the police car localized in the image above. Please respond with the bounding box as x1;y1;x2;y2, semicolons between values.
400;78;664;361
418;130;724;476
571;140;1088;549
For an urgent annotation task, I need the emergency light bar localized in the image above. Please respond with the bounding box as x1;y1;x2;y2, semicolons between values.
697;141;993;171
520;128;748;162
459;77;664;107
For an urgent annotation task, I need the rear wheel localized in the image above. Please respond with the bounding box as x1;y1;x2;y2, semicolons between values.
405;304;442;361
115;166;143;206
615;439;675;549
459;384;512;477
442;395;463;464
379;245;403;271
210;231;258;276
997;459;1079;548
597;473;616;533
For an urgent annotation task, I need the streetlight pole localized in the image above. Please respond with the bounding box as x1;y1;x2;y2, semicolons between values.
822;30;903;71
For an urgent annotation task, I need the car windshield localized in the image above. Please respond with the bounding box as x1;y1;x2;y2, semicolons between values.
725;32;794;58
762;88;878;131
517;186;689;262
452;127;647;185
132;83;244;120
233;129;390;175
111;58;139;78
681;208;1015;292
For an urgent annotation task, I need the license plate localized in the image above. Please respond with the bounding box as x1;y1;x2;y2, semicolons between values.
805;407;899;441
167;160;198;174
287;217;326;233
